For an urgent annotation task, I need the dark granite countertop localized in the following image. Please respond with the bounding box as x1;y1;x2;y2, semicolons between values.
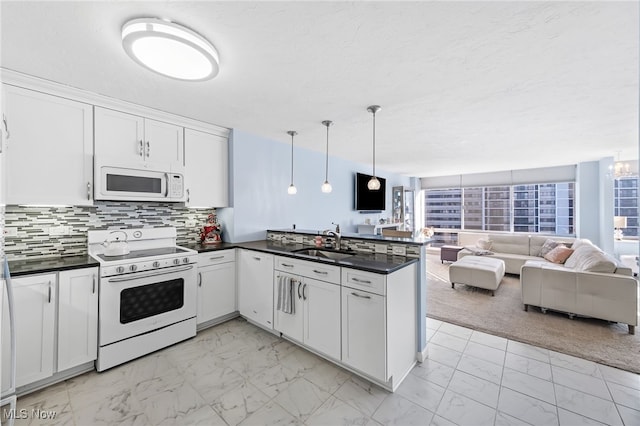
7;239;419;277
8;255;99;277
268;228;434;246
238;240;418;274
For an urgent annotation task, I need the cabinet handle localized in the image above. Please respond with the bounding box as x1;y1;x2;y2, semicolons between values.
210;256;224;261
138;140;144;157
48;281;52;303
297;282;302;300
146;140;150;157
87;181;92;201
312;269;328;275
253;256;261;261
186;188;190;203
2;113;9;141
198;272;202;287
352;278;372;284
92;275;96;294
281;263;294;268
303;283;308;300
351;292;371;299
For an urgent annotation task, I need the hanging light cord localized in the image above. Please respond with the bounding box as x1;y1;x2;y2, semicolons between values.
290;132;295;185
325;124;330;181
371;110;376;178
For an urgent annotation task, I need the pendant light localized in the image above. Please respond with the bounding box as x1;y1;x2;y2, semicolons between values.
321;120;333;193
367;105;382;190
287;131;298;195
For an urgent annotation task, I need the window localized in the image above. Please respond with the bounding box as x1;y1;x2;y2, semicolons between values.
614;176;638;238
424;182;575;245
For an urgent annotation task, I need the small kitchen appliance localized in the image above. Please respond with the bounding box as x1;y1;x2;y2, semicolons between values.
88;227;197;371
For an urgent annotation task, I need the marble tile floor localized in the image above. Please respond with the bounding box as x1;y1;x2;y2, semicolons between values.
5;317;640;426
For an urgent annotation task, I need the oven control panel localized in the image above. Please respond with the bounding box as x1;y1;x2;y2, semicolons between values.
101;254;197;277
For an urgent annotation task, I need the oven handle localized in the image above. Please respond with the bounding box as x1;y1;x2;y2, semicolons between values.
106;265;194;283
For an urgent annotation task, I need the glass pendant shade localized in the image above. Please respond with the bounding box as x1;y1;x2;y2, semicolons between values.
122;18;219;81
367;105;382;191
321;120;333;193
287;130;298;195
367;177;381;190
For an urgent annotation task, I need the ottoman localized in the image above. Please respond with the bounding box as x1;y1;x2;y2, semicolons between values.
449;256;505;296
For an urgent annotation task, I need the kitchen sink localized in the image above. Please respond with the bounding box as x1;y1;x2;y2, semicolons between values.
292;248;355;260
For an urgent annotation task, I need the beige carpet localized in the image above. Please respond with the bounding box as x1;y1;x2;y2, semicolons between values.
425;253;640;374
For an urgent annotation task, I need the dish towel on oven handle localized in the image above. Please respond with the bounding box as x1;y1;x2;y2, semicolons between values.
277;275;296;314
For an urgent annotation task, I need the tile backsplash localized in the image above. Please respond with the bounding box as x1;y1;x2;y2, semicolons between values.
4;202;218;260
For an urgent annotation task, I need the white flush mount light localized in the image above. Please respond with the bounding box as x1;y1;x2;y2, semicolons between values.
122;18;220;81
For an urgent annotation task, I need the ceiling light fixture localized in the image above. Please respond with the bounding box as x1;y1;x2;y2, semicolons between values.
367;105;382;191
122;18;220;81
287;130;298;195
613;151;632;178
321;120;333;193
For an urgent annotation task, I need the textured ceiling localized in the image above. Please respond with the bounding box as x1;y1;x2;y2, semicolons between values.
1;1;638;177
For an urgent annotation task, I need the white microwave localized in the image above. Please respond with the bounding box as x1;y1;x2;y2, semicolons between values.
95;166;185;202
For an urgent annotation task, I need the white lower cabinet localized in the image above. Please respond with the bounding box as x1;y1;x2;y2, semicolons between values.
238;250;274;329
197;250;236;326
341;264;417;390
274;257;341;360
1;267;99;393
341;288;386;381
1;273;56;390
57;268;98;372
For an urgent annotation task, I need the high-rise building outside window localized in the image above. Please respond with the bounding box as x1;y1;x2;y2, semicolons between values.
424;182;575;245
614;176;638;238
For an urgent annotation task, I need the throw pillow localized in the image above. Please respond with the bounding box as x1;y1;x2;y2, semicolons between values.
544;246;574;264
476;238;493;250
538;239;560;257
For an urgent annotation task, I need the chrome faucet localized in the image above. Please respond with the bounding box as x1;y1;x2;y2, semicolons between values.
323;222;341;249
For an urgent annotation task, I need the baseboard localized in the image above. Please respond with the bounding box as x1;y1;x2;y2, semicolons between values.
417;346;429;363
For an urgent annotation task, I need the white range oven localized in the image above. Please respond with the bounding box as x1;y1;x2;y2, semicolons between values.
88;227;197;372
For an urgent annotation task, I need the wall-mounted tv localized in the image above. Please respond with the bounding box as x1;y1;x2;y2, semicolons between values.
355;172;386;211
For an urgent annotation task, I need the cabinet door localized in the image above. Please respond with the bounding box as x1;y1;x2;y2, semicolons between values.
273;272;303;342
238;250;274;329
144;118;184;172
304;278;341;360
94;107;145;168
197;262;236;324
341;288;386;382
184;128;229;207
57;268;98;371
1;274;56;388
4;85;93;205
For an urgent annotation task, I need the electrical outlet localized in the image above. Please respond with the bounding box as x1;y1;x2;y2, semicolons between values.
49;226;72;236
375;244;387;254
186;220;197;227
4;227;18;237
392;245;406;256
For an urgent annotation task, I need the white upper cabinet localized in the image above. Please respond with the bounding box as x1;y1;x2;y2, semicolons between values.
184;128;229;207
3;84;93;205
94;107;184;172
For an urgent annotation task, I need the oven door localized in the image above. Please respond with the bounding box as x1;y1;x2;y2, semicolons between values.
99;265;197;346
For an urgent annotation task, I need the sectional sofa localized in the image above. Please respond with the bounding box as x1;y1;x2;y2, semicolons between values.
456;232;638;334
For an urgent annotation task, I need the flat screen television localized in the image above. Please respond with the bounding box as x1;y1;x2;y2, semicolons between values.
355;172;386;211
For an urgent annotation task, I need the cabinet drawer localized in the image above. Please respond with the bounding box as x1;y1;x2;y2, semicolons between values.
342;268;386;296
198;249;235;266
275;256;340;284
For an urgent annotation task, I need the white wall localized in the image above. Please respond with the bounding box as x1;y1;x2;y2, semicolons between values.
575;158;615;252
218;129;412;243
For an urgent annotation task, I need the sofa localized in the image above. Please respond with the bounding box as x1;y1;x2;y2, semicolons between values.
455;232;638;334
457;232;576;275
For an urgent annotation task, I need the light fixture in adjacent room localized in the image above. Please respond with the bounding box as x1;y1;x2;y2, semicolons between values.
122;18;220;81
287;131;298;195
321;120;333;193
613;151;632;178
366;105;382;191
614;216;627;240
